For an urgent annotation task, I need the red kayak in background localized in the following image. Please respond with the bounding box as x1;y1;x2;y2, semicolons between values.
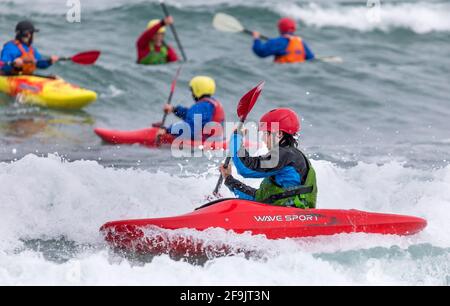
94;127;255;150
100;199;427;257
95;127;176;147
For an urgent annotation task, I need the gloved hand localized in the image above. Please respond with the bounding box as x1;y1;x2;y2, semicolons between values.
163;104;174;114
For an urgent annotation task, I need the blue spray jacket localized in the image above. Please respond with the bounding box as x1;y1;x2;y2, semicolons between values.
253;36;315;60
224;133;309;201
166;97;218;139
1;41;52;74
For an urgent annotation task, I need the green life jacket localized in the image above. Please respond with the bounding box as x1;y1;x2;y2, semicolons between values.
140;43;168;65
255;154;318;209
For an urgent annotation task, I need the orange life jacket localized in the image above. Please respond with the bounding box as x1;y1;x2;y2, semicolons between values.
13;40;37;75
274;36;306;64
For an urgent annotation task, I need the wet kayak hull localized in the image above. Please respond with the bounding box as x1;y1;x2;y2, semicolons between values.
100;199;427;256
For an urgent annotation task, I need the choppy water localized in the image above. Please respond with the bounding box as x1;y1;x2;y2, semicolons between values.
0;0;449;285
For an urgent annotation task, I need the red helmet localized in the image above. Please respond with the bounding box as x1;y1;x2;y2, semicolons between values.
278;17;297;34
259;108;300;135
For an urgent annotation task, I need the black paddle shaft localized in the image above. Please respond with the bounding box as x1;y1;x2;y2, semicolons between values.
243;29;269;41
213;121;244;196
155;65;183;145
160;88;175;127
213;156;231;196
160;1;188;62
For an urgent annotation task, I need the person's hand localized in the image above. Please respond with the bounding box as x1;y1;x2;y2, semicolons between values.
253;31;261;39
219;164;232;178
13;58;24;68
50;55;59;64
156;128;167;136
163;104;174;114
164;16;174;26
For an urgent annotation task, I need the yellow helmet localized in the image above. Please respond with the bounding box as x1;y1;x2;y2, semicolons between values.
189;76;216;99
147;19;166;33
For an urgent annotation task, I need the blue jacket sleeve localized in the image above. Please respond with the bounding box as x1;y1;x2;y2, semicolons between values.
302;41;315;60
1;42;17;73
252;38;289;58
168;102;214;138
33;47;52;69
173;105;189;120
230;133;302;187
230;133;284;178
0;43;52;72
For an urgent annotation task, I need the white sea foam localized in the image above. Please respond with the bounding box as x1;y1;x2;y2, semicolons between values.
0;154;449;285
275;2;450;34
1;1;449;34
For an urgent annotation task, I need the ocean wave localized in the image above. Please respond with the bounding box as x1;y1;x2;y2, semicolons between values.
275;2;450;34
2;1;449;34
1;243;448;285
1;154;449;249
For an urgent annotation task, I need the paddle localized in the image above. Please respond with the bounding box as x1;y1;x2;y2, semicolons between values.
213;13;269;40
212;81;265;197
314;56;343;64
0;52;100;78
59;50;101;65
213;13;343;64
156;65;183;145
0;51;101;69
159;0;187;62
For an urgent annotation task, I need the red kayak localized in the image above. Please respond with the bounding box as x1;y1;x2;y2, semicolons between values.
94;127;250;150
100;199;427;256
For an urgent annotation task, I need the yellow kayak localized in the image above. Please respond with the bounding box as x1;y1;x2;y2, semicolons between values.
0;75;97;110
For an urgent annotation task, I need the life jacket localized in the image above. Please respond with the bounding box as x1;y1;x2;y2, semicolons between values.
11;40;37;75
201;97;225;139
140;42;168;65
202;97;225;123
255;151;317;209
274;35;306;64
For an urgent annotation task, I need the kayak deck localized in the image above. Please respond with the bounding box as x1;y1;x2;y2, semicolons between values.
95;127;251;150
100;199;427;256
0;75;97;110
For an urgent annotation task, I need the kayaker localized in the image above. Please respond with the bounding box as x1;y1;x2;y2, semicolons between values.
136;16;178;65
252;17;315;64
0;21;59;75
157;76;225;140
220;108;317;208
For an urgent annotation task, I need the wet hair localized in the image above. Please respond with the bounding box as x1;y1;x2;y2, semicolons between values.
279;132;298;147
